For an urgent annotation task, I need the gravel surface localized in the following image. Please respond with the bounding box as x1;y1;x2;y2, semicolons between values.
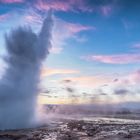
0;117;140;140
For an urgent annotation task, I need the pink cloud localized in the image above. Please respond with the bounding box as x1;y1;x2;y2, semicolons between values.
34;0;118;17
62;22;94;34
100;5;113;16
49;47;63;54
62;75;112;88
35;0;93;12
133;43;140;49
23;14;93;54
113;69;140;88
35;0;70;12
0;0;24;3
128;70;140;83
51;18;94;54
0;13;9;21
54;18;94;36
83;53;140;64
24;12;42;24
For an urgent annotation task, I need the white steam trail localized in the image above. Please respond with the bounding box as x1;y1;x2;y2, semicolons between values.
0;11;53;130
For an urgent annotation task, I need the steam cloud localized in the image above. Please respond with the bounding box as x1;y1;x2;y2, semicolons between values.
0;11;53;130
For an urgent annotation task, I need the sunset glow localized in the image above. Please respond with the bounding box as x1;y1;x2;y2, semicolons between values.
0;0;140;106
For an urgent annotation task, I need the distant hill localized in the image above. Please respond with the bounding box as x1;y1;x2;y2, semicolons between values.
43;102;140;115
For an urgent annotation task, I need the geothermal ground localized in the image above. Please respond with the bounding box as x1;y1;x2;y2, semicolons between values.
1;115;140;140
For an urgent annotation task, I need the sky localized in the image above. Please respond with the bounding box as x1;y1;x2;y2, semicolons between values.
0;0;140;106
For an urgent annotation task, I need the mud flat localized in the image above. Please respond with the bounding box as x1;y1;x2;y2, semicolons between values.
0;116;140;140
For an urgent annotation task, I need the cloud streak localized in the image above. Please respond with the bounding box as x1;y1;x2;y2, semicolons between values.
132;43;140;49
50;18;93;53
82;53;140;64
100;5;113;16
41;67;79;77
62;75;112;88
0;13;9;21
35;0;93;12
23;11;93;54
33;0;118;17
0;0;24;3
127;69;140;84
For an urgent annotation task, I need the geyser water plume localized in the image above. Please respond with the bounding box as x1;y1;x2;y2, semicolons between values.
0;11;53;130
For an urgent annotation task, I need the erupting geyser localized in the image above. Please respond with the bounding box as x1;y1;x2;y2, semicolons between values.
0;11;53;130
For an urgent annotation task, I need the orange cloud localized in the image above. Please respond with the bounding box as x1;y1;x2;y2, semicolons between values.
41;67;79;77
38;95;74;104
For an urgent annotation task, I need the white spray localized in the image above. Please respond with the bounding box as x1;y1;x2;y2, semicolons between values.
0;11;53;130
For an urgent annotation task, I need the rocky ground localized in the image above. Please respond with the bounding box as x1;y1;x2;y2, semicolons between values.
0;116;140;140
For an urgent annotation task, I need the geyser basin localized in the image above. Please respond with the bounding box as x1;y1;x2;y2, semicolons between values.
0;12;53;130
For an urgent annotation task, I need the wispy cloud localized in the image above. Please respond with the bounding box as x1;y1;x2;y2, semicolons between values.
41;67;79;77
50;18;94;53
127;69;140;84
82;53;140;64
35;0;93;12
23;11;93;54
86;69;140;103
49;47;63;54
132;43;140;49
100;5;113;16
0;0;24;3
62;75;112;88
34;0;117;17
122;19;134;30
0;13;9;21
24;12;42;24
35;0;71;12
64;22;93;33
